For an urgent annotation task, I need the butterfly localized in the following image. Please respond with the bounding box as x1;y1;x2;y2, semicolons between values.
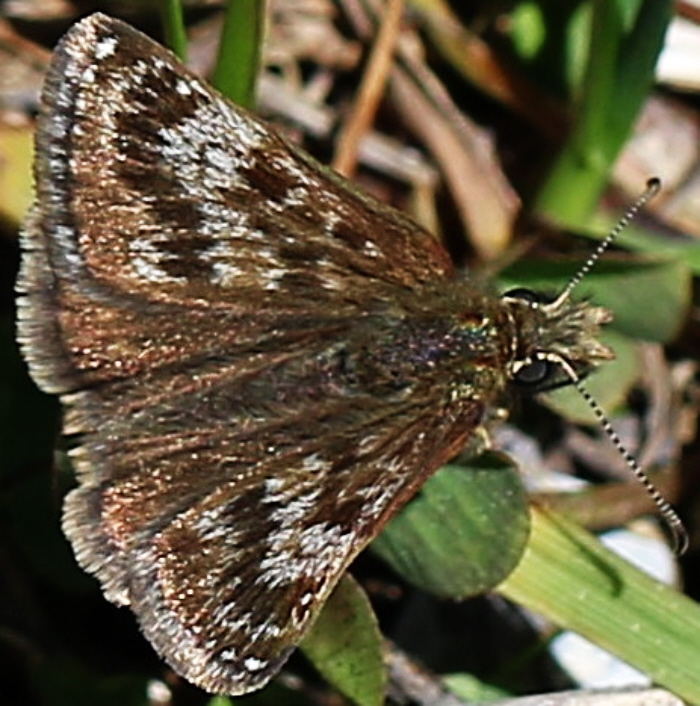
17;12;617;694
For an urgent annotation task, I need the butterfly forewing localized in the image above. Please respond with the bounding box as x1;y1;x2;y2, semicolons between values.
31;13;452;302
20;12;454;389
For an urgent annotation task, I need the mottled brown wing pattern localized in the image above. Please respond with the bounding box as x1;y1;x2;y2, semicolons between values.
82;365;489;693
16;12;515;696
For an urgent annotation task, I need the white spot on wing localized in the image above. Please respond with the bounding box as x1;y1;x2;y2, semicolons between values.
244;657;267;672
302;453;328;472
363;240;381;258
258;522;356;588
176;79;192;95
129;236;186;284
94;35;119;60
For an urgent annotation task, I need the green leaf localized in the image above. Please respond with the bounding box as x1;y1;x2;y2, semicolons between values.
500;507;700;704
373;452;530;598
301;574;386;706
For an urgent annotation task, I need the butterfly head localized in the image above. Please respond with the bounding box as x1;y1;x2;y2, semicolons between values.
502;288;614;390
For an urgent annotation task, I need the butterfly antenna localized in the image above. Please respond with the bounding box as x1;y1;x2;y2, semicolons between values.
556;358;688;556
552;179;687;555
554;178;661;306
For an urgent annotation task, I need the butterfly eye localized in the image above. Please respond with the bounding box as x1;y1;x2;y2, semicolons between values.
513;357;552;386
502;288;556;306
503;287;540;304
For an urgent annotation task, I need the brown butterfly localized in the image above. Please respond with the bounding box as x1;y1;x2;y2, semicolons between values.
17;13;619;694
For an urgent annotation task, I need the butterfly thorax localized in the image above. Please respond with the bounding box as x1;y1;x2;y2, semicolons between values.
338;281;517;401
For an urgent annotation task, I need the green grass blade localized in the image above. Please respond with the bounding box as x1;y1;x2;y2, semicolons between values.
212;0;266;107
158;0;188;60
500;507;700;703
535;0;672;224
